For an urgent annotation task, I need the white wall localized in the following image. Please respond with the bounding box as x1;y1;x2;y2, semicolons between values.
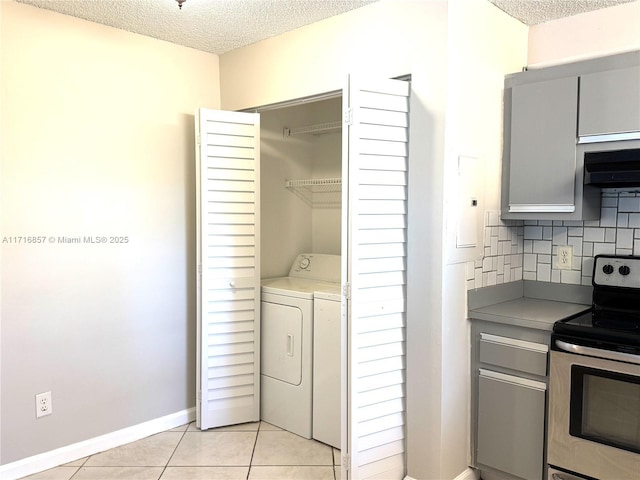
260;105;314;278
309;99;342;255
259;98;341;278
1;0;219;464
527;0;640;66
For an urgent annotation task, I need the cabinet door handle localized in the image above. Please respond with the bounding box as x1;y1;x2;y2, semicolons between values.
579;132;640;144
479;368;547;391
509;204;576;213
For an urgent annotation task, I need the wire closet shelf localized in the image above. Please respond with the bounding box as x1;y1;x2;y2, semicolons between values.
285;178;342;208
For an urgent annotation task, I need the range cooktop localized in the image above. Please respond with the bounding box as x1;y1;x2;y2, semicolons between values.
553;255;640;354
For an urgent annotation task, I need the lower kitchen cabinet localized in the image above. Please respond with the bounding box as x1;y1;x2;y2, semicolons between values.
477;369;546;480
471;320;550;480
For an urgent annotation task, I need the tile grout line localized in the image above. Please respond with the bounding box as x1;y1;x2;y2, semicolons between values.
332;448;338;480
245;421;263;480
158;424;191;479
66;457;87;480
57;442;90;480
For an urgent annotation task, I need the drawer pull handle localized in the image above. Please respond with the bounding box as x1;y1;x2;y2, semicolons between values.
480;333;548;353
479;368;547;391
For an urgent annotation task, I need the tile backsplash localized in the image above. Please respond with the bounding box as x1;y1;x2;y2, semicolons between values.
466;191;640;290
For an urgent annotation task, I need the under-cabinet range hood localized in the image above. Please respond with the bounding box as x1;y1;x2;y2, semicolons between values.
582;137;640;187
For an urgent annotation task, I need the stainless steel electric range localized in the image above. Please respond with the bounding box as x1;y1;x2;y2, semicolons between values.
548;254;640;480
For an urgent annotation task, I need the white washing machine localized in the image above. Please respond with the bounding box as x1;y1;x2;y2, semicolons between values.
313;290;341;448
260;253;340;439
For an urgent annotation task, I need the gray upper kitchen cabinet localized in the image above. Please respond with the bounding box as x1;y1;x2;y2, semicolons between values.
501;51;640;221
579;66;640;137
507;77;579;215
502;75;601;221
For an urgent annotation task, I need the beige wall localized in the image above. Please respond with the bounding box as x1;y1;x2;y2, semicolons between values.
222;1;637;477
219;0;448;111
1;0;219;464
528;0;640;66
444;2;527;477
219;0;528;478
221;1;450;477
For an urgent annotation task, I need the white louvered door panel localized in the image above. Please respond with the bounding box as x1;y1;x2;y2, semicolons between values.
343;78;409;480
196;108;260;430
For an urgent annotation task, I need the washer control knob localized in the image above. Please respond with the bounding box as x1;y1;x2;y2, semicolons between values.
619;265;631;276
602;264;614;275
299;256;311;270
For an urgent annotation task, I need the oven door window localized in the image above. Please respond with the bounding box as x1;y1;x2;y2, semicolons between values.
570;365;640;454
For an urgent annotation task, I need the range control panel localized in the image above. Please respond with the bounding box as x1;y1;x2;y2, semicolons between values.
593;255;640;289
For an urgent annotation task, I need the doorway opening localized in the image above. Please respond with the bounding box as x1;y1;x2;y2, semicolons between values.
258;95;343;451
197;77;411;480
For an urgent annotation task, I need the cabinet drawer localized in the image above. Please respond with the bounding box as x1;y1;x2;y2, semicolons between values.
479;333;548;376
477;369;546;480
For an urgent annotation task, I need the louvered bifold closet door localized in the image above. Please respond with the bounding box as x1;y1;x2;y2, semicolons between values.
344;78;409;480
196;109;260;430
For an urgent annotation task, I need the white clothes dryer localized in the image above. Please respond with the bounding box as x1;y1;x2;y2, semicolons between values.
260;253;340;439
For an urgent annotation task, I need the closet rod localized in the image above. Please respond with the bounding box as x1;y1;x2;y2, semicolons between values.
284;121;342;137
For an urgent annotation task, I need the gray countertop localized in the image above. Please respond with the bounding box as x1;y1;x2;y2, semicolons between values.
468;281;592;331
469;297;590;331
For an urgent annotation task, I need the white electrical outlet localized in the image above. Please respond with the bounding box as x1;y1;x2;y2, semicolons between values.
35;391;52;418
557;245;573;270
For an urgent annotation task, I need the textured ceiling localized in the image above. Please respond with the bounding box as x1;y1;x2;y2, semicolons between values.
488;0;637;25
14;0;380;54
14;0;639;55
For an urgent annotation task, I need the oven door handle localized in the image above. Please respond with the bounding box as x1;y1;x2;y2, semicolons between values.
555;339;640;365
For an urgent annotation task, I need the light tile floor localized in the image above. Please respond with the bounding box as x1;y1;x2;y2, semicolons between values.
22;422;342;480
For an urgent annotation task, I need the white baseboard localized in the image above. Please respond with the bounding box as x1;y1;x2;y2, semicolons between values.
404;467;479;480
0;407;195;480
453;467;481;480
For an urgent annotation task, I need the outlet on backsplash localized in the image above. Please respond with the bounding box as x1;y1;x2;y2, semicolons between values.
557;245;573;270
